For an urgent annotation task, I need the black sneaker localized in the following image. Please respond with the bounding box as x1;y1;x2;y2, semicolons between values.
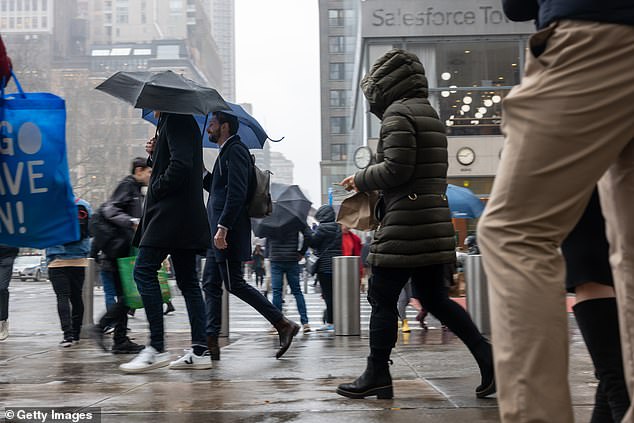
111;339;145;354
59;339;73;348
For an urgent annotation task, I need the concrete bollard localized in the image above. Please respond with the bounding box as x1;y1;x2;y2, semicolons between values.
465;254;491;335
81;258;97;337
333;256;360;336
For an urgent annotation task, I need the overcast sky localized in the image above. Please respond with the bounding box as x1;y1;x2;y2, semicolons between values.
235;0;322;204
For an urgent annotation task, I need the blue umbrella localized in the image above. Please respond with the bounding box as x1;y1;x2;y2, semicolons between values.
446;184;485;219
142;102;283;149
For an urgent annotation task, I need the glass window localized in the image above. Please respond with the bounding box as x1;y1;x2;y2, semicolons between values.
329;62;353;80
1;1;6;12
16;0;21;11
40;15;46;28
330;89;351;107
330;117;349;134
9;0;14;11
32;0;36;10
330;144;348;161
329;36;355;54
41;0;46;11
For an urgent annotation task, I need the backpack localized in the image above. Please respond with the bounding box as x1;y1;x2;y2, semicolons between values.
77;202;90;240
233;142;273;218
247;155;273;218
89;203;133;258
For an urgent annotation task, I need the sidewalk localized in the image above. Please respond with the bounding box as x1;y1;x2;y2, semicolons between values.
0;281;596;422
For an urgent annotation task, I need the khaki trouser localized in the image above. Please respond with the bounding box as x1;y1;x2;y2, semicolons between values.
477;20;634;423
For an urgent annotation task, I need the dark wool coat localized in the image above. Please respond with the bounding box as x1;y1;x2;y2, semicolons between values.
354;49;456;268
133;113;211;252
204;135;252;262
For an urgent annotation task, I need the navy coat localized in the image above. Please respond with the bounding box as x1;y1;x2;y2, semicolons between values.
204;135;252;262
133;113;211;252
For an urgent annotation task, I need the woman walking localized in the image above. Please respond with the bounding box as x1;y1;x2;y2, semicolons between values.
337;49;494;400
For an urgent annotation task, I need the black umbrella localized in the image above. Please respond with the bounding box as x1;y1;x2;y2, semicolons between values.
95;70;230;115
252;183;312;238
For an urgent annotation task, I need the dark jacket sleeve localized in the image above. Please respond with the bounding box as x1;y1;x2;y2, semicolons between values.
354;109;417;192
203;171;212;193
103;180;135;229
150;114;197;200
502;0;539;21
218;144;250;230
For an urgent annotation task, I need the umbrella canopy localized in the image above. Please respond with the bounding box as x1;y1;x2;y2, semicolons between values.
252;183;312;238
95;70;230;115
142;102;281;149
446;184;485;219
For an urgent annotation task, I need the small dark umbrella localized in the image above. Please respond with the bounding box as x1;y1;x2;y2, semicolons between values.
252;183;312;238
95;70;230;115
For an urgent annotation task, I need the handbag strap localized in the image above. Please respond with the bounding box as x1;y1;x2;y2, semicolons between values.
317;233;340;256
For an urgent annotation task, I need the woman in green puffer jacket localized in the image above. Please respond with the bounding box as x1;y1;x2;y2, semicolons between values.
336;49;494;401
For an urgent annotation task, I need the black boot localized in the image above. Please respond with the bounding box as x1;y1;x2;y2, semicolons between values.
470;338;496;398
574;298;630;422
336;357;393;399
207;335;220;361
273;317;300;359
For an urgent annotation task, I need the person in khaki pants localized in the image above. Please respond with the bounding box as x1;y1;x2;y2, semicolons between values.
477;1;634;422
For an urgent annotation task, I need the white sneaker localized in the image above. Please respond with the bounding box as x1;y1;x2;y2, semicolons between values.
169;349;212;370
0;320;8;341
119;346;171;373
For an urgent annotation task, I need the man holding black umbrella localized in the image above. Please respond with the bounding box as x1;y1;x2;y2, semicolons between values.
119;111;211;373
202;111;300;362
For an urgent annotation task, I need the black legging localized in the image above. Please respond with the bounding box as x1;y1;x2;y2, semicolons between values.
369;264;484;353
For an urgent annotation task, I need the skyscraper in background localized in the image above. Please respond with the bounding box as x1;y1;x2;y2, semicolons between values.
204;0;235;100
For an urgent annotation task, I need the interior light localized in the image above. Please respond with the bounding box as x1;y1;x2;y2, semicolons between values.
511;63;517;67
463;96;472;105
478;107;487;114
475;112;483;119
461;105;470;112
483;99;493;107
449;85;457;94
441;91;450;98
441;72;451;81
492;95;502;103
464;50;471;54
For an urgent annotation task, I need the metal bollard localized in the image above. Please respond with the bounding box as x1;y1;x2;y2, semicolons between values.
465;254;490;335
219;286;230;337
333;256;360;336
81;258;97;336
264;258;271;297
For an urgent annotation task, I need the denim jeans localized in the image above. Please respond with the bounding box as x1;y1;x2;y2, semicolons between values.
133;247;206;352
0;256;15;321
271;261;308;325
202;250;283;337
49;267;85;340
100;270;117;310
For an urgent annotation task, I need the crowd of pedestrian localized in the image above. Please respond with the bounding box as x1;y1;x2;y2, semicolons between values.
3;2;633;419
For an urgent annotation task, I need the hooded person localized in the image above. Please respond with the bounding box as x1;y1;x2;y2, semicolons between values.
303;205;342;331
337;49;494;400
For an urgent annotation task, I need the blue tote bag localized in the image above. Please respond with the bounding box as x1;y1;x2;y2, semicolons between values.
0;72;79;248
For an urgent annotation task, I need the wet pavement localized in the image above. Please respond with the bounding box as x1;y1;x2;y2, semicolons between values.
0;281;597;422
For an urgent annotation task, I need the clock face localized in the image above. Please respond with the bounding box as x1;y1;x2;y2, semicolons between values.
354;146;372;169
457;147;475;166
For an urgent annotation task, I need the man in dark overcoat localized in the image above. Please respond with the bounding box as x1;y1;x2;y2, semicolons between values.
202;111;299;361
120;112;211;373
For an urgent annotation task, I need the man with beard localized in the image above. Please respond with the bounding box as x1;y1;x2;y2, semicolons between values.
202;111;300;362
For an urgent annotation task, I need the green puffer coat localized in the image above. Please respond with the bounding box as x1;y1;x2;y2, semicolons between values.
354;49;456;268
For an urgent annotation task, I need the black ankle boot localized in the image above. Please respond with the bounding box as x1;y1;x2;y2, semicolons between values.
273;317;300;359
336;357;393;399
574;298;630;422
471;339;495;398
